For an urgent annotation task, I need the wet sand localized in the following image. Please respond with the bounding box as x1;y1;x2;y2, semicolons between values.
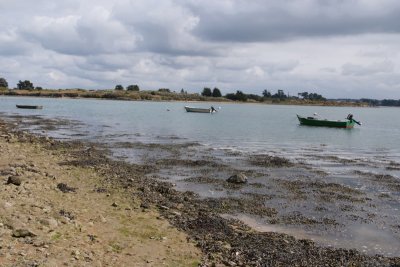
1;115;400;266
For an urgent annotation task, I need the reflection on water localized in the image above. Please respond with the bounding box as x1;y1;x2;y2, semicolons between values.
226;214;400;257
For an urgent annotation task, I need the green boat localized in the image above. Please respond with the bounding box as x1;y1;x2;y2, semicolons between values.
297;114;361;128
16;105;43;109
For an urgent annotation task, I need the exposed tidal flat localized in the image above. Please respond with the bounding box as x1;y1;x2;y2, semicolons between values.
1;96;400;266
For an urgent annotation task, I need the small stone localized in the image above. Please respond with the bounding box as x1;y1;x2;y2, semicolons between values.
71;250;81;256
140;202;150;209
12;229;36;238
57;183;76;193
7;176;22;186
111;202;118;207
99;216;107;223
227;173;248;184
3;202;13;209
39;218;58;229
171;211;182;217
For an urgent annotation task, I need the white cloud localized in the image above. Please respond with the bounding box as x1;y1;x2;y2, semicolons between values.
342;60;395;76
0;0;400;98
246;66;265;78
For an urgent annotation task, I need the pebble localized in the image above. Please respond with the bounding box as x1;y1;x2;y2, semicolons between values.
39;218;58;229
7;176;22;186
227;173;248;184
158;205;169;210
12;229;36;238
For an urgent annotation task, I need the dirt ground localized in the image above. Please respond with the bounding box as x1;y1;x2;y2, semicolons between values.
0;121;201;267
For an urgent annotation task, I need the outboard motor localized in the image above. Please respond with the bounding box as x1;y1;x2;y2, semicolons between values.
347;114;353;120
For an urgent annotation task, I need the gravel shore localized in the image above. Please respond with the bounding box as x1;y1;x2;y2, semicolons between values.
1;118;400;266
0;120;200;266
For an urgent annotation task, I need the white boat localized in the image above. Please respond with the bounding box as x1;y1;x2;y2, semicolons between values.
184;106;217;113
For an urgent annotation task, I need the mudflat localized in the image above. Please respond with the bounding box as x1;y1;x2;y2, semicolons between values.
1;118;400;266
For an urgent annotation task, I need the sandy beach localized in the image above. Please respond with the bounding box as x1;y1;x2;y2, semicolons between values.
1;117;400;266
0;120;201;266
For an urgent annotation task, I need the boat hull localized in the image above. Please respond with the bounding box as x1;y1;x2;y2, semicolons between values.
16;105;43;109
297;115;355;128
184;106;212;113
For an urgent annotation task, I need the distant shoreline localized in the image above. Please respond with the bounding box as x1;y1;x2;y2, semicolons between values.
0;88;371;107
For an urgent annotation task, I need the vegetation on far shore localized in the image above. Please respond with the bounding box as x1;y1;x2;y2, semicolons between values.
1;77;399;107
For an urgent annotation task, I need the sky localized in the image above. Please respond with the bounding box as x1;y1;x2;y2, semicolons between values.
1;0;400;99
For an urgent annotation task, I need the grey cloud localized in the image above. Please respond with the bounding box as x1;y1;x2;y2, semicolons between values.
186;1;400;42
21;8;138;56
342;61;394;76
0;30;31;56
1;0;400;99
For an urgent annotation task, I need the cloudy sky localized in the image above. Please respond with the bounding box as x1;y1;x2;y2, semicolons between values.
1;0;400;99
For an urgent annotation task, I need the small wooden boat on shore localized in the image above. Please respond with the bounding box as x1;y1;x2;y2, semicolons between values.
16;105;43;109
297;114;361;128
184;106;217;113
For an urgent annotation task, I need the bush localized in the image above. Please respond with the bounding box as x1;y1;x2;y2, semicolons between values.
115;85;124;91
127;85;140;91
17;80;34;90
201;87;212;96
0;77;8;88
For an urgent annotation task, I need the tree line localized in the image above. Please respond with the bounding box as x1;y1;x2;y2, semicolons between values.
1;76;400;106
201;87;325;102
360;98;400;107
0;78;43;91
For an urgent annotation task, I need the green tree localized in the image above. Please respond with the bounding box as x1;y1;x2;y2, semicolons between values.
0;77;8;88
158;88;170;92
115;84;124;90
298;92;309;99
225;90;247;101
235;90;247;101
127;84;140;91
262;89;271;97
272;89;287;99
35;86;43;90
308;93;325;101
201;87;212;97
212;87;222;97
17;80;34;90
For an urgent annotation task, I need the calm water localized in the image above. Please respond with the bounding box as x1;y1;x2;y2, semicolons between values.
1;96;400;169
1;96;400;256
1;96;400;152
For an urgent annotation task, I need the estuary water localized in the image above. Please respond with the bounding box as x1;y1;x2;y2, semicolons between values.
1;96;400;256
1;96;400;168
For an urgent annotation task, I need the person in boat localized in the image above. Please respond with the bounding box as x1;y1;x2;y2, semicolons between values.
346;114;361;125
211;106;216;112
347;114;353;120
